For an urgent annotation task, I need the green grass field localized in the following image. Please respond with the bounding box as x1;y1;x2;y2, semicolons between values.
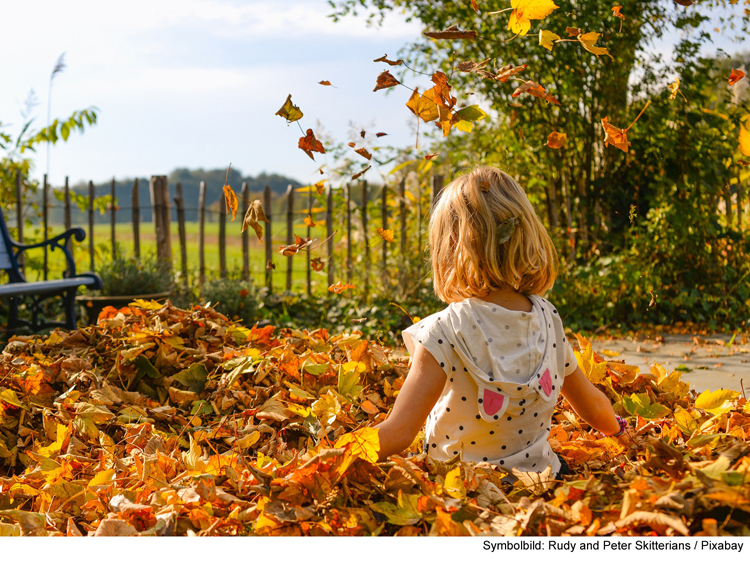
20;220;341;295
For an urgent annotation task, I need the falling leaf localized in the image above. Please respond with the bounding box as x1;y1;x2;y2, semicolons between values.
578;32;614;59
406;88;440;123
375;132;388;137
222;166;238;221
241;200;270;241
311;257;325;272
280;234;312;256
602;100;651;152
471;0;479;12
547;131;567;148
348;142;356;148
667;78;687;102
425;153;439;160
566;26;582;37
612;6;625;19
314;180;326;195
319;80;333;86
457;59;491;73
494;63;528;82
299;129;326;161
275;94;303;123
373;54;403;66
360;130;366;138
304;215;317;228
266;260;276;270
329;281;356;294
512;81;561;105
424;25;477;40
355;147;373;160
373;71;400;92
673;0;695;6
352;166;371;180
539;29;561;50
508;0;559;37
729;68;746;86
739;124;750;157
376;228;395;242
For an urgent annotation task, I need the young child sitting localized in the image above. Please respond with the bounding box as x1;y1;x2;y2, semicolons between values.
376;166;624;477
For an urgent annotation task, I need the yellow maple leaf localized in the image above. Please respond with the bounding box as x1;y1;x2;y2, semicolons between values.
739;123;750;157
578;32;614;59
406;88;439;123
539;29;561;50
508;0;559;37
376;227;395;242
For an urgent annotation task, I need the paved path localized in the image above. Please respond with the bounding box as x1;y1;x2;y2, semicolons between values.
590;333;750;395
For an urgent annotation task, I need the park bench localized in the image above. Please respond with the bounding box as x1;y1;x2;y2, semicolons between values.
0;207;102;339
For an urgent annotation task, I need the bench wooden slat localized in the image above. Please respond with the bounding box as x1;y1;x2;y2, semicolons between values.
0;276;100;298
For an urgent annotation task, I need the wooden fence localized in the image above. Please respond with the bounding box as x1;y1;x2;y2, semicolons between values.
9;172;446;296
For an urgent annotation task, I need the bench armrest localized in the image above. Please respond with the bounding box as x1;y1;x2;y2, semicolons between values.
12;228;86;278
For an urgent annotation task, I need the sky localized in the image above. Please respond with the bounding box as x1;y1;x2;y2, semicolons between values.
1;0;747;189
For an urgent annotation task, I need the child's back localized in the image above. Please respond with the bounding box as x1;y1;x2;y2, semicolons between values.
403;294;575;474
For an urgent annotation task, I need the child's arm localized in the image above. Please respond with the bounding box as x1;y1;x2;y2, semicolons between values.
375;344;446;461
560;365;621;436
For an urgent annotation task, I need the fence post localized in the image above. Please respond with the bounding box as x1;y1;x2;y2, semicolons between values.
416;180;422;268
198;181;206;292
264;185;272;291
345;183;352;284
725;184;732;227
737;165;743;230
381;183;388;283
399;177;406;288
431;174;444;206
306;186;312;296
362;180;370;300
88;181;95;272
14;171;24;274
285;184;294;291
174;182;188;285
43;174;49;280
149;175;172;266
64;176;72;274
242;182;250;282
219;187;227;278
326;185;334;287
110;177;117;260
132;179;140;259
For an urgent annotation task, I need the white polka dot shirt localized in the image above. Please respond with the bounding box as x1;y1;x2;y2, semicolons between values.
402;295;578;475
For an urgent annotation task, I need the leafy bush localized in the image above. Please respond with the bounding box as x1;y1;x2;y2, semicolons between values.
96;249;173;296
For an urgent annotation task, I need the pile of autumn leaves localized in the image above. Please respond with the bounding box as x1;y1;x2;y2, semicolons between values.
0;300;749;536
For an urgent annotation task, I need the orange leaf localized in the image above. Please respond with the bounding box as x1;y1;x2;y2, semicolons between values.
729;68;746;86
355;147;372;160
547;131;567;148
314;181;326;195
471;0;479;11
612;6;625;20
360;399;379;414
304;215;317;228
348;142;356;148
311;257;325;272
512;81;561;105
566;26;581;37
425;153;439;160
601;117;630;152
375;132;388;137
494;63;528;83
279;234;312;256
222;184;238;221
266;260;276;270
329;281;356;294
373;70;400;92
319;80;333;86
352;166;371;180
298;129;325;161
373;54;403;66
242;200;269;241
376;228;395;242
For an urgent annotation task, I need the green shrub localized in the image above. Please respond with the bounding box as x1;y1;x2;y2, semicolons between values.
97;249;174;296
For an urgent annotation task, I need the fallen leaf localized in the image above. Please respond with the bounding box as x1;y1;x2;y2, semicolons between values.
275;94;303;123
355;147;373;160
729;68;746;86
311;258;325;272
376;228;395;242
424;25;476;40
241;200;270;241
299;129;326;161
373;54;404;66
508;0;559;37
329;281;356;294
539;29;561;50
373;71;400;92
547;131;567;148
352;166;371;180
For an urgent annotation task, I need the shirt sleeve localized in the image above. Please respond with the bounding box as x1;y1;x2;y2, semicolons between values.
402;315;457;377
564;339;578;376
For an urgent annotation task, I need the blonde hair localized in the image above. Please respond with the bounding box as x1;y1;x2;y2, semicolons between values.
428;165;558;303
